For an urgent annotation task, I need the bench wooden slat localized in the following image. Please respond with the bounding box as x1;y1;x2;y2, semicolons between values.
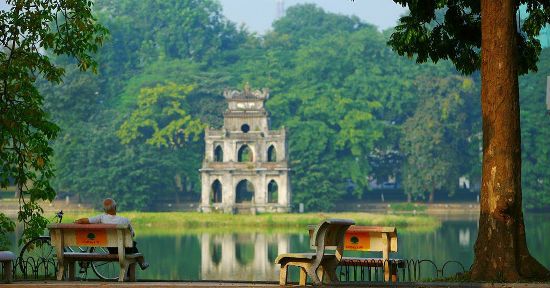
0;251;15;283
275;252;317;262
64;252;143;261
275;252;339;263
48;223;129;229
341;257;405;268
0;251;16;261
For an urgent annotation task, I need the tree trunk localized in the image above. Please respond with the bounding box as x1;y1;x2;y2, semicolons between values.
471;0;550;281
428;189;434;203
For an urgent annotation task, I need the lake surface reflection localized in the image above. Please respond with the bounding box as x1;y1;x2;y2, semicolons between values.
116;214;550;281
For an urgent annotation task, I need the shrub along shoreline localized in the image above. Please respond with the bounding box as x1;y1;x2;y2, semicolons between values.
61;212;440;235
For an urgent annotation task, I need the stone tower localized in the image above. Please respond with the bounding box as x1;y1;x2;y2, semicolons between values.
200;86;291;213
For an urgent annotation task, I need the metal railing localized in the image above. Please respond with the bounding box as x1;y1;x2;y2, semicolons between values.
6;257;58;281
2;255;467;283
338;258;467;283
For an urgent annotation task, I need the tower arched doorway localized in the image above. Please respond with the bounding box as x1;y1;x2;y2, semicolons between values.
211;180;222;203
236;179;254;203
267;180;278;203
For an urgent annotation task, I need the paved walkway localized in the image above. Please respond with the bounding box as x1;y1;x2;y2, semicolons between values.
0;281;278;287
2;281;549;288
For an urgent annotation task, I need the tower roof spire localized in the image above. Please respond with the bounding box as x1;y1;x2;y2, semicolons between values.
223;85;269;100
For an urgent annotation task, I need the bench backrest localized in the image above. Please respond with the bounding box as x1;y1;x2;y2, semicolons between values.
343;225;397;253
309;219;355;262
308;225;398;253
48;224;133;248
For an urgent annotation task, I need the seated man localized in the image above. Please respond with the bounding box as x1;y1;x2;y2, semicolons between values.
74;198;149;270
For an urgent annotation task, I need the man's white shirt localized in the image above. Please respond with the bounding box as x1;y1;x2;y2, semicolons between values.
88;214;135;237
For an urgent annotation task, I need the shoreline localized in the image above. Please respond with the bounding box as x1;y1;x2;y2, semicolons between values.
62;211;441;234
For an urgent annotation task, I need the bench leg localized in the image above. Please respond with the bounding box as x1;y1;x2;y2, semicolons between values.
390;263;398;282
321;261;339;283
2;261;13;283
316;266;325;283
128;263;136;282
278;264;288;285
67;261;76;280
56;260;65;281
299;267;307;285
307;267;322;285
118;262;129;282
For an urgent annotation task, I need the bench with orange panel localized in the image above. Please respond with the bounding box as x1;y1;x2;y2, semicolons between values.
48;223;141;282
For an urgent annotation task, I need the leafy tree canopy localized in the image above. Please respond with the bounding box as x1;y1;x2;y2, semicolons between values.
35;1;550;215
1;0;107;242
388;1;549;74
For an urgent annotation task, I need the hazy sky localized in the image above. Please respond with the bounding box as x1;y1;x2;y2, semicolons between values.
218;0;408;34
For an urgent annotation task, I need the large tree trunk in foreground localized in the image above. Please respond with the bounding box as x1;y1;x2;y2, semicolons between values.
470;0;550;281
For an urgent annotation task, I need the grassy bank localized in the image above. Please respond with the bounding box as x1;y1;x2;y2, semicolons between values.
61;211;440;235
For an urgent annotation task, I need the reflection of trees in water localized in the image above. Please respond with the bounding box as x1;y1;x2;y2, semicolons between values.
396;216;550;277
210;242;222;265
235;242;255;265
130;215;549;281
131;235;201;280
267;243;278;263
397;221;477;270
525;214;550;268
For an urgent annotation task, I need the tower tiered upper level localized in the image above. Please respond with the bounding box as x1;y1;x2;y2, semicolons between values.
200;86;291;213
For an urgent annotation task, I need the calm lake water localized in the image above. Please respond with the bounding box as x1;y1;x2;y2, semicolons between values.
8;213;548;281
129;213;549;281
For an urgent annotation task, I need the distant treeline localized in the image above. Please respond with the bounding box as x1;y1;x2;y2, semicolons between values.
41;0;550;211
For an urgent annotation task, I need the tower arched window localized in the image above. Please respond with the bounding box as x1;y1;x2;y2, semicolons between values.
267;180;278;204
214;145;223;162
211;180;222;203
238;145;253;162
267;145;277;162
236;179;254;203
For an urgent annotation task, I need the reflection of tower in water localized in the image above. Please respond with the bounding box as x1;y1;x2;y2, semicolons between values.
458;228;470;247
200;233;289;281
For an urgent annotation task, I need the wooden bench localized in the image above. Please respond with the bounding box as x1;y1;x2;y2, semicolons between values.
48;223;142;282
0;251;15;283
275;218;355;286
309;225;403;282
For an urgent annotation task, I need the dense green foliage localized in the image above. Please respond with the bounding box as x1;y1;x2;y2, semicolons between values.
520;48;550;210
1;0;107;243
41;1;550;211
401;76;480;202
388;1;549;75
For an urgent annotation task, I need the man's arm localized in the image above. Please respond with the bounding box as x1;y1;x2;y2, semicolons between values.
74;215;101;224
74;218;90;224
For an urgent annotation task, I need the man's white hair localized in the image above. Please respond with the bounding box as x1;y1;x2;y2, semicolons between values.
103;198;117;212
